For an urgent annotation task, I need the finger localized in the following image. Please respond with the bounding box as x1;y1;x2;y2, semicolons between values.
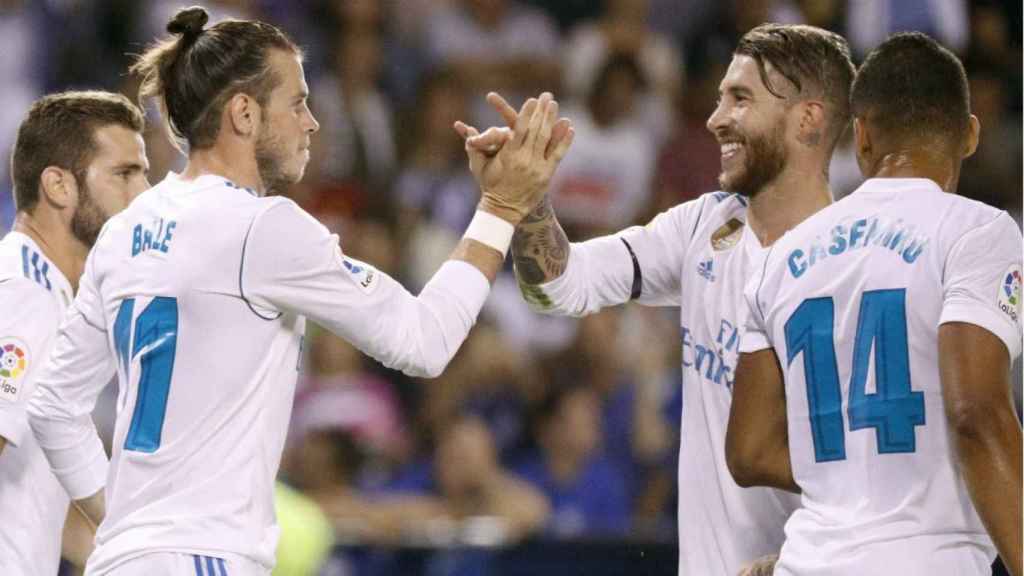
522;92;552;153
547;125;575;164
545;117;572;159
486;92;518;128
511;97;538;150
467;126;512;155
533;97;558;157
453;121;479;140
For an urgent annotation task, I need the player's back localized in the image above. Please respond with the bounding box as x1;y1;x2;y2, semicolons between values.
86;174;304;571
751;177;1022;575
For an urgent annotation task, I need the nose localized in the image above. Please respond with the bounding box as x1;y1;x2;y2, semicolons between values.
305;109;320;134
706;101;727;136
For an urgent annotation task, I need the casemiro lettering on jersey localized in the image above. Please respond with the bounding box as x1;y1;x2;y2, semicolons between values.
680;319;740;389
787;216;929;279
132;218;177;257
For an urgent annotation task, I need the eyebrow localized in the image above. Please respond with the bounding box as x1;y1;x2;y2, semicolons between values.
112;162;148;173
722;85;755;98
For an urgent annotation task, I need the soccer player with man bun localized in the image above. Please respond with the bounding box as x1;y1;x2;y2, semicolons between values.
0;91;149;574
24;6;572;574
729;32;1022;576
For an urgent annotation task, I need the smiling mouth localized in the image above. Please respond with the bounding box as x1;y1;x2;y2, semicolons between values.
720;141;743;161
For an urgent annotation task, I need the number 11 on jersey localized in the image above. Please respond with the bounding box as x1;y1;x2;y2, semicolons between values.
113;297;179;453
784;289;926;463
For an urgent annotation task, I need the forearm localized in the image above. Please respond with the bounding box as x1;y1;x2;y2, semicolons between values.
511;197;569;286
478;475;550;539
953;408;1022;576
72;488;106;530
61;503;97;567
450;237;504;284
513;199;635;315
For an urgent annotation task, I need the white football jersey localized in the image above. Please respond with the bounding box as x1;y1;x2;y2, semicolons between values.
532;192;798;575
27;173;490;573
742;178;1023;575
0;232;75;576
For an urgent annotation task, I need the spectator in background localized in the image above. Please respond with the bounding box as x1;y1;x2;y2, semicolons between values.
385;414;551;543
544;309;676;529
0;0;46;231
419;323;540;461
549;52;656;238
959;64;1022;215
393;69;481;285
425;0;561;127
309;25;397;215
846;0;969;57
563;0;682;144
650;52;727;216
514;383;630;537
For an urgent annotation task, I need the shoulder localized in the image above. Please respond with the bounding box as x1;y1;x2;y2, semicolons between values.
0;235;59;299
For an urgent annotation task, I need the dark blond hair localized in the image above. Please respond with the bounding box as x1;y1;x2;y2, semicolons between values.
130;6;300;152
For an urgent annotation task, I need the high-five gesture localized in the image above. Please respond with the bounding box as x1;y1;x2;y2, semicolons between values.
454;92;574;225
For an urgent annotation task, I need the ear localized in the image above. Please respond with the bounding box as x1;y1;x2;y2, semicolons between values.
962;114;980;159
853;117;871;158
797;100;827;148
38;166;77;210
227;93;259;137
852;117;875;177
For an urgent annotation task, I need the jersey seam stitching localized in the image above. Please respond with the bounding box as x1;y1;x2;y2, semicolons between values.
238;206;284;322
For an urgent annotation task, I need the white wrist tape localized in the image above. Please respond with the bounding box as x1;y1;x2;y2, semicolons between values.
464;210;515;257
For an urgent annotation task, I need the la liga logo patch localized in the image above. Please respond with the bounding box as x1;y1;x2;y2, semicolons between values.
998;265;1022;324
0;338;29;403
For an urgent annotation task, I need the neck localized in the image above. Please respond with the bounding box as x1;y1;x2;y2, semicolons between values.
870;149;957;192
182;144;264;195
746;164;833;247
12;210;88;292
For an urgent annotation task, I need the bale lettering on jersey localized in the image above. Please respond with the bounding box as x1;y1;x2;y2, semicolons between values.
787;215;929;278
0;338;30;403
131;218;177;257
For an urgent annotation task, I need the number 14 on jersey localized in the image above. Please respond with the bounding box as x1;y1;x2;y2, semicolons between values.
785;289;926;463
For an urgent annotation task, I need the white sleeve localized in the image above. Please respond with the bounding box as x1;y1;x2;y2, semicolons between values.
241;200;490;378
27;254;113;500
940;212;1024;360
526;196;708;316
0;279;59;447
739;255;773;353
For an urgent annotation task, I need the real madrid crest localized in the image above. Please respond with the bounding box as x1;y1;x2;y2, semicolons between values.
711;218;745;251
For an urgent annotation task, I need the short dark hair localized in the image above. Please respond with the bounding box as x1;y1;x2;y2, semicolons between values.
735;24;856;152
130;6;300;152
851;32;969;147
11;91;144;213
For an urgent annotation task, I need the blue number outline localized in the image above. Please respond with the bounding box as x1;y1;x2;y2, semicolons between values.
114;297;178;453
784;289;924;462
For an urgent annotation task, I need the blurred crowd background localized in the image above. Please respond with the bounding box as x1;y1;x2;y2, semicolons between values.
2;0;1020;574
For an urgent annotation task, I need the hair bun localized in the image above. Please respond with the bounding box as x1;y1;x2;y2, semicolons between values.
167;6;208;39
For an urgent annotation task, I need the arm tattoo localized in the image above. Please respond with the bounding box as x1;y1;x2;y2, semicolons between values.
511;197;569;286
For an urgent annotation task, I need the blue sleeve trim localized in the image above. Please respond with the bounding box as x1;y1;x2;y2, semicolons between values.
239;212;283;322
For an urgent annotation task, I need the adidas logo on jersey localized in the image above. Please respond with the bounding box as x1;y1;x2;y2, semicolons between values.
697;259;715;282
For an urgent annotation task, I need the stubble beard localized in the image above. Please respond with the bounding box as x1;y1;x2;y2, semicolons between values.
718;120;788;199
